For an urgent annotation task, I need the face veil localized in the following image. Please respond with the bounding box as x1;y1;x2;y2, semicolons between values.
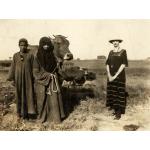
37;37;57;73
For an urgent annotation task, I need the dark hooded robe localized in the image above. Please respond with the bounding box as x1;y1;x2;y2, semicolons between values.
33;37;65;123
7;39;36;119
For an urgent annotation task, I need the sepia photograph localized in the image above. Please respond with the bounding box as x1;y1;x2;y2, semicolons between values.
0;19;150;131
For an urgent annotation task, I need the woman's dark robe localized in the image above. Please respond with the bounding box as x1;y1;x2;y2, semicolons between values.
106;49;128;114
33;56;65;123
7;51;36;118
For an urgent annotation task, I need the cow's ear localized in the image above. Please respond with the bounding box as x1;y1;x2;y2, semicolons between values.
48;36;52;40
62;35;68;38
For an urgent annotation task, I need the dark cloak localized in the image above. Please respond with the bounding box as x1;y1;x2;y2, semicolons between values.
33;37;65;123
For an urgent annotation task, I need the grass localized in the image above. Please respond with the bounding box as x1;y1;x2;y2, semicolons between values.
0;59;150;130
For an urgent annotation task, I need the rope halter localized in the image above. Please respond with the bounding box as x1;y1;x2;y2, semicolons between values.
46;73;60;95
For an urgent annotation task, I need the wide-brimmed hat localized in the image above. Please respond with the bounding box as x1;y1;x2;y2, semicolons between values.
109;39;123;44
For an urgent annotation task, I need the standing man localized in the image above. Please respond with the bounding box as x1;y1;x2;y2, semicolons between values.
7;38;37;121
106;39;128;120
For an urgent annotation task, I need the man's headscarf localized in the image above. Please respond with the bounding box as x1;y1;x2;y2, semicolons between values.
37;37;57;73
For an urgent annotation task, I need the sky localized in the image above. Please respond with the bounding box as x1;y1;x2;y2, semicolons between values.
0;19;150;60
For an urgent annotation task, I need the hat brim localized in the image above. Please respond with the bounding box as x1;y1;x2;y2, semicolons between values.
109;39;123;43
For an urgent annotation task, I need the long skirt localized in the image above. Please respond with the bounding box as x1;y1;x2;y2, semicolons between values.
106;78;127;114
39;91;65;123
35;79;65;124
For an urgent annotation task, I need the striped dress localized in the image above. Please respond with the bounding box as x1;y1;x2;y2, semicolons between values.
106;49;128;114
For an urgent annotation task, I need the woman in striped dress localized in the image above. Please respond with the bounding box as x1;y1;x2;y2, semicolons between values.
106;39;128;120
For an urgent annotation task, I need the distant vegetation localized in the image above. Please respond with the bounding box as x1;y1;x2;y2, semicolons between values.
0;59;150;70
0;60;12;68
97;55;106;60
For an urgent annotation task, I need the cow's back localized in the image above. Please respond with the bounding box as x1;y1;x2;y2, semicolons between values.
28;45;38;56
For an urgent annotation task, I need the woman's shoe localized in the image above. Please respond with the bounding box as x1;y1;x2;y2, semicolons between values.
114;113;121;120
114;115;121;120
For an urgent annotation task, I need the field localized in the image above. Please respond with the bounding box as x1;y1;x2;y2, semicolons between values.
0;59;150;131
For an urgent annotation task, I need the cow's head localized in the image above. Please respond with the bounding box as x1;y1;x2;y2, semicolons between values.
51;35;73;62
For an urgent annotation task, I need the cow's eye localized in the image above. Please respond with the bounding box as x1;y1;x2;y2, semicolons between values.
56;42;61;46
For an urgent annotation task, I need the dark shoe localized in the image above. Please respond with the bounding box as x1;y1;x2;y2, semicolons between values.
114;114;121;120
28;114;37;120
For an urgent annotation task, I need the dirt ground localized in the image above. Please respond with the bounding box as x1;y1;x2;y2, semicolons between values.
1;97;150;131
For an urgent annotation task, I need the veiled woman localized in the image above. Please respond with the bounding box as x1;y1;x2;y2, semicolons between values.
33;37;65;123
106;39;128;120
